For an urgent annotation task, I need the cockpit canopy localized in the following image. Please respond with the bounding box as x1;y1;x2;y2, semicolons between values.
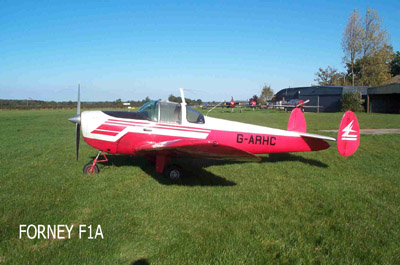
137;100;204;124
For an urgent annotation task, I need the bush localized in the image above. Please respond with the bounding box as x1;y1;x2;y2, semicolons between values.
341;91;365;112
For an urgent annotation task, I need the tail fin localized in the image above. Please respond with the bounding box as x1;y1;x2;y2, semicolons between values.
287;108;306;133
337;111;360;156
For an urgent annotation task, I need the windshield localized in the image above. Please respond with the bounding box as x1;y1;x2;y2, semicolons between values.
187;106;205;124
138;100;158;121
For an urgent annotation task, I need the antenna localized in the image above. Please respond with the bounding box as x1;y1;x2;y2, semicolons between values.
206;101;224;116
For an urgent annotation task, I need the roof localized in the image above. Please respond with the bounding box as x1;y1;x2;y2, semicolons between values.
342;86;369;96
274;86;369;100
384;75;400;84
368;83;400;95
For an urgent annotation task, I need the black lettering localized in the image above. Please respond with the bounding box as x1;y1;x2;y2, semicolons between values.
237;134;243;143
262;136;269;145
255;136;262;144
270;136;276;146
249;135;254;144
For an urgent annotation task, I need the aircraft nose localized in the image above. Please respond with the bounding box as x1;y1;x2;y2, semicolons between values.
68;114;81;124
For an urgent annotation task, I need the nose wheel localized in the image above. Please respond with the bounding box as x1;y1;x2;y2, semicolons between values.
83;151;108;174
83;163;100;174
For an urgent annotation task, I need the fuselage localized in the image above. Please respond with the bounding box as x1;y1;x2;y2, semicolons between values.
81;109;330;157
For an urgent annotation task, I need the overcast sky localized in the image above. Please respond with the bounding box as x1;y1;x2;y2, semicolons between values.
1;0;399;102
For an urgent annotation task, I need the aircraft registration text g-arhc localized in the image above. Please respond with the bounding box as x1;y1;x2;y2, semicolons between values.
236;134;276;146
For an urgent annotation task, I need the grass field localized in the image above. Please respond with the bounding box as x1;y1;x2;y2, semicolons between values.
0;109;399;264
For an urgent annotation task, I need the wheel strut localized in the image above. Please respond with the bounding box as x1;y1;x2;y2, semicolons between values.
83;151;108;174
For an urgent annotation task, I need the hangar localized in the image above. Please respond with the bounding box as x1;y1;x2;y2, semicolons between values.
274;86;369;112
367;82;400;113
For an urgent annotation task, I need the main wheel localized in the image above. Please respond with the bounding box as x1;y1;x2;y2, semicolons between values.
83;163;100;174
164;165;182;180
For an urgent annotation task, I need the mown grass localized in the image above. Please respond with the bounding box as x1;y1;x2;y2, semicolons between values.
0;109;399;264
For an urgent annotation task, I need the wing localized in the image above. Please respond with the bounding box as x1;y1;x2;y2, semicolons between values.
270;104;296;108
302;106;323;108
135;139;261;162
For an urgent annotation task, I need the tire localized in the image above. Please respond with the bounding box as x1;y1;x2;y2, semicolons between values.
83;162;100;174
164;165;182;180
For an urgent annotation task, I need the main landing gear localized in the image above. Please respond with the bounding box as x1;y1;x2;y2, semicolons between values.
83;151;108;174
164;164;183;180
156;155;183;180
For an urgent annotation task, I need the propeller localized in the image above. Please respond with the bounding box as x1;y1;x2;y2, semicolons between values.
68;84;81;161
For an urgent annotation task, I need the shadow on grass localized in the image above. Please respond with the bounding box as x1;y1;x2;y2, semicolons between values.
263;153;329;168
97;155;237;187
91;152;327;186
131;258;150;265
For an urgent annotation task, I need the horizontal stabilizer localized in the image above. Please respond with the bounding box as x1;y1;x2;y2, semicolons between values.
298;132;336;142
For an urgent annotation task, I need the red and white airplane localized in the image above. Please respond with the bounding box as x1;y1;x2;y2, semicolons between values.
69;88;360;180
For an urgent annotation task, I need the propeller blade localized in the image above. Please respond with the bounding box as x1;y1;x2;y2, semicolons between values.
68;84;82;161
77;84;81;115
76;123;80;161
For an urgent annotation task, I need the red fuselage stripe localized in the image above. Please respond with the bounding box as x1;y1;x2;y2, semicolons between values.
103;120;210;134
107;119;210;132
97;124;126;132
151;126;209;134
91;130;119;136
108;119;149;125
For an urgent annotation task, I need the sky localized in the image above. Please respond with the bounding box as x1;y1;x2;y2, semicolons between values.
0;0;399;102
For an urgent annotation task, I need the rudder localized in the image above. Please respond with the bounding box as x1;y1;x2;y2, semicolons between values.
337;111;360;156
287;108;306;133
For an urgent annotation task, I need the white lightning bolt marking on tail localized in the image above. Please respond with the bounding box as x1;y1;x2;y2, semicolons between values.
341;120;357;141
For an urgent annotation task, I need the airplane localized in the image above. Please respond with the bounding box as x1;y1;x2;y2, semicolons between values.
225;96;239;108
270;99;322;111
202;97;241;109
68;87;360;180
246;98;266;109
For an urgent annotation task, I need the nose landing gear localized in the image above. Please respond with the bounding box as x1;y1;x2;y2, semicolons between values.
83;151;108;174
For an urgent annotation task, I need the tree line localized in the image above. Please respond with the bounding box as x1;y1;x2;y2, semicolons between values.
0;98;153;110
167;95;203;105
0;95;207;110
314;8;399;87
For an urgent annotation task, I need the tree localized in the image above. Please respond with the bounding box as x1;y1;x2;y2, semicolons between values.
168;94;179;102
343;8;393;86
359;8;392;85
390;51;400;76
359;44;393;86
362;8;389;57
341;92;365;112
167;94;200;105
314;66;345;86
259;84;274;104
342;9;363;86
251;95;259;104
115;98;122;105
346;61;362;85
